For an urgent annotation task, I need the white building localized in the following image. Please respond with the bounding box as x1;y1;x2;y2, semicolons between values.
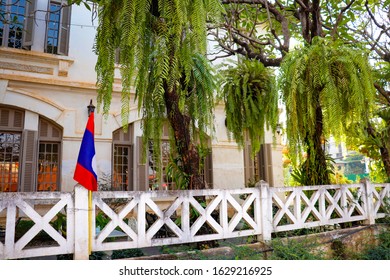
0;0;283;193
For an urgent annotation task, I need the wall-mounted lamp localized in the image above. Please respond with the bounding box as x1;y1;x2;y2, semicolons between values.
87;99;95;116
276;123;282;135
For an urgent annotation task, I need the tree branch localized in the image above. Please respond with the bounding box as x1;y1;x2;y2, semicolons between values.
374;82;390;105
231;33;283;66
330;0;356;38
365;0;389;35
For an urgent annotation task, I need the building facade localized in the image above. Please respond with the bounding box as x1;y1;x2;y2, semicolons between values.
0;0;283;193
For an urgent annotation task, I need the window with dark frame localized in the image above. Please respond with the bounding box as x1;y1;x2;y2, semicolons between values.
112;125;134;191
37;142;60;191
0;0;26;49
45;0;71;55
0;107;24;192
148;140;173;190
37;118;62;191
147;135;213;190
112;144;133;191
45;1;61;54
243;131;272;186
114;124;213;191
0;132;21;192
0;0;71;55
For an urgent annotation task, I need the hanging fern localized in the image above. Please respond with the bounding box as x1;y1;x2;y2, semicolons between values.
279;37;376;184
94;0;223;189
219;59;279;155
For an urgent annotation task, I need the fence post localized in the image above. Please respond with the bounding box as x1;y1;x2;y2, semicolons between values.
258;180;272;242
74;185;90;260
362;178;375;225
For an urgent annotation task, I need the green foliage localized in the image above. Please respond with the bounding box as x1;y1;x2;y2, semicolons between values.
269;238;324;260
291;155;335;186
89;251;107;260
230;245;264;260
361;229;390;260
279;37;376;184
219;58;279;155
111;248;144;259
50;212;67;237
93;0;223;186
165;153;190;190
95;212;110;230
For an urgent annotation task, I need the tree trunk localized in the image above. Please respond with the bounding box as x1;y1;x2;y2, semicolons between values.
380;145;390;180
305;102;331;185
366;122;390;180
163;83;205;190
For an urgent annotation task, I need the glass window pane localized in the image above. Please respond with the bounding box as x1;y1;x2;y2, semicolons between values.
0;132;21;192
45;2;61;54
113;144;130;191
37;142;60;191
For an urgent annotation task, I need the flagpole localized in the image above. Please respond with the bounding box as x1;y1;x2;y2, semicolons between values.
88;190;92;256
74;100;97;258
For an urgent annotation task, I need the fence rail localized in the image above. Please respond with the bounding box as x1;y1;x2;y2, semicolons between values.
0;180;389;259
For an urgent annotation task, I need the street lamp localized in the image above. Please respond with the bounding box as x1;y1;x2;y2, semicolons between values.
87;99;95;116
276;123;282;135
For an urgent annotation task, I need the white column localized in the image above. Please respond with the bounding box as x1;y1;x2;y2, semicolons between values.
31;0;48;52
74;185;90;260
362;179;375;225
258;181;272;241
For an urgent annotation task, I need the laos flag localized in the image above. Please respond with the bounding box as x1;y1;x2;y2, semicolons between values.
74;112;98;191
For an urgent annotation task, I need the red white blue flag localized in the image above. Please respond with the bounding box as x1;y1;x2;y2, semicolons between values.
74;112;98;191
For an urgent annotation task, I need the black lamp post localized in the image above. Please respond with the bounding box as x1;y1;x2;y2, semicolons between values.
276;123;282;135
87;99;95;116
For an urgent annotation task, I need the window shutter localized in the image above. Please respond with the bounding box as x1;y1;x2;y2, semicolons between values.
0;108;24;131
265;144;274;186
115;48;121;64
22;0;36;48
137;137;148;191
128;145;134;191
258;144;273;186
57;3;71;55
20;130;38;192
204;151;213;188
0;109;10;128
243;142;254;183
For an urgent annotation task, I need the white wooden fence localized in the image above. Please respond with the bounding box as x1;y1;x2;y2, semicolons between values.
0;180;389;259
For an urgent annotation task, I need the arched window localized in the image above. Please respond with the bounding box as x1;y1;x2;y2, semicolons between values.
0;106;63;192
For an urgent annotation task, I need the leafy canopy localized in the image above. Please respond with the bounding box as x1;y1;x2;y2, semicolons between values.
279;37;376;165
93;0;223;176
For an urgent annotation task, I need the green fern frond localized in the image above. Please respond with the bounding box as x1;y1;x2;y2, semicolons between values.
219;59;279;155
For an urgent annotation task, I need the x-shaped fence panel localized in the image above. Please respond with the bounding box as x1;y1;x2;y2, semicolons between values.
271;184;370;233
92;188;262;251
0;192;74;259
372;184;390;219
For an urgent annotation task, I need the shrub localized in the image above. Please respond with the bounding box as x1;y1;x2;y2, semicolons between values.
361;230;390;260
111;248;144;259
269;238;324;260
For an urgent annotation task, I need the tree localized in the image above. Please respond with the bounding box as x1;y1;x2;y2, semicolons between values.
280;38;375;185
212;0;378;185
79;0;223;189
346;0;390;180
